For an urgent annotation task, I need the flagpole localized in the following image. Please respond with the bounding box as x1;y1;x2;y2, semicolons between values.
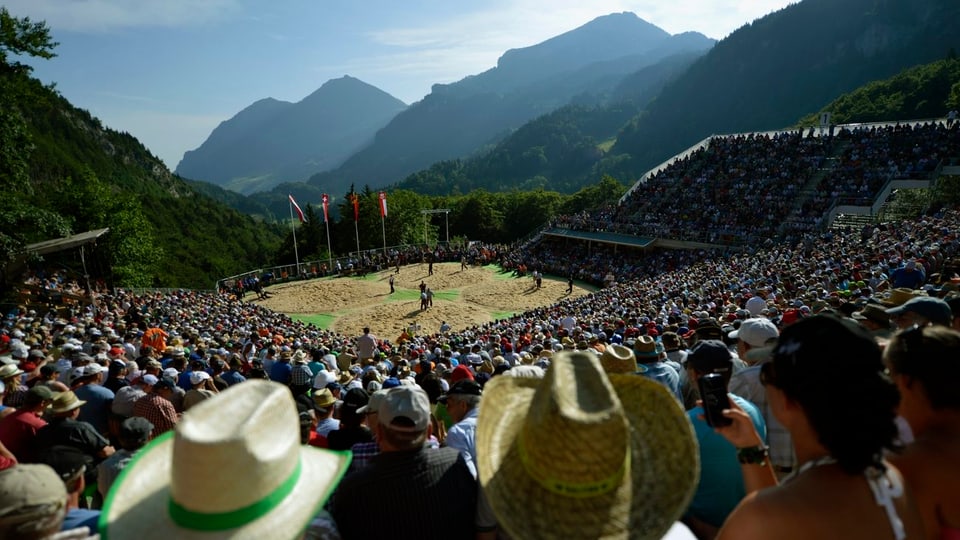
289;199;300;276
381;214;386;256
354;220;360;260
325;219;332;274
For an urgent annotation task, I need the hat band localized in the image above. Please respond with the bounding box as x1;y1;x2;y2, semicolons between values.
168;458;302;531
516;432;628;499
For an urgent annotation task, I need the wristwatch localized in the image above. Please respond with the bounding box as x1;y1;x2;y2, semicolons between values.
737;445;769;466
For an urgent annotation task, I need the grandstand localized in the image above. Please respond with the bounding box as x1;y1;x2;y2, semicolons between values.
545;118;959;251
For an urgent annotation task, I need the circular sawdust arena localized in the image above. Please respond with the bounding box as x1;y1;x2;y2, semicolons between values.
254;262;593;339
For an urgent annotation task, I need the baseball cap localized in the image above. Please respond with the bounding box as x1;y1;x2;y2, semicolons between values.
685;340;733;374
312;370;336;390
26;385;55;403
729;318;779;348
119;416;154;445
83;363;104;377
0;465;67;534
340;388;370;417
153;377;176;391
141;374;159;387
885;297;952;326
378;386;430;433
380;376;401;389
189;371;211;385
438;379;482;403
357;390;387;414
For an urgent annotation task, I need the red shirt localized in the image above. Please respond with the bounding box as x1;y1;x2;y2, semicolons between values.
0;409;47;461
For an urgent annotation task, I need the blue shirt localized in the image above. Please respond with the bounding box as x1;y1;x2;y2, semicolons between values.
177;370;194;391
686;394;766;527
62;508;100;532
74;384;115;436
269;361;292;384
221;369;246;386
638;362;682;401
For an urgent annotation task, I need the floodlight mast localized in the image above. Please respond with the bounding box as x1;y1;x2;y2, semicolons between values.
420;209;451;246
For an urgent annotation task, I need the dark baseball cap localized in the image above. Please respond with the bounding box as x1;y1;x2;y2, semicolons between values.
119;416;154;444
438;380;482;403
685;340;733;374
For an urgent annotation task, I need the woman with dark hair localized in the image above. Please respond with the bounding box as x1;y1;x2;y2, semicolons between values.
715;315;924;540
885;325;960;539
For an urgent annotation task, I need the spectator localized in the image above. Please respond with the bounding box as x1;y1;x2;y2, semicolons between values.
99;380;349;538
683;340;765;535
182;371;217;411
131;377;179;438
326;388;372;451
0;464;93;539
72;363;114;437
714;316;925;539
0;385;54;462
886;296;953;329
475;350;698;539
884;325;960;539
97;416;154;498
37;446;99;533
332;386;477;539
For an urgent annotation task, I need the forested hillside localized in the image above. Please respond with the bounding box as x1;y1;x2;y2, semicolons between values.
0;9;283;288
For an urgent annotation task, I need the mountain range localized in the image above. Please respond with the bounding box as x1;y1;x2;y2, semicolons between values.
175;76;406;195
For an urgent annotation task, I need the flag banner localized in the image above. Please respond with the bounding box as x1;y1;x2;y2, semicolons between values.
289;194;305;223
378;191;388;218
349;193;359;222
321;194;330;223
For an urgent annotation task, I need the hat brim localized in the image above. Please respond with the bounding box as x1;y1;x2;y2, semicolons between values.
477;373;698;540
99;431;350;540
50;399;87;415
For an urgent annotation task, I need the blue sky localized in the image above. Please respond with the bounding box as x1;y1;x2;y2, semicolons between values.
6;0;797;170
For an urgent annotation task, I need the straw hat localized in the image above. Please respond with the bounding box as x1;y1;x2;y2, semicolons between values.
477;351;697;540
632;335;659;359
100;380;350;539
336;352;356;372
48;391;87;415
599;344;637;374
882;287;921;307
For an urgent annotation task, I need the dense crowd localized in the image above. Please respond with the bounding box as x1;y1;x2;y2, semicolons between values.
555;121;958;246
2;201;960;538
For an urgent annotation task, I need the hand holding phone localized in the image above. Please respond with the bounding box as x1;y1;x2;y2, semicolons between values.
698;373;732;428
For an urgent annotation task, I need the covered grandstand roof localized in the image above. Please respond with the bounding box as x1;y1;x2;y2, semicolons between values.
25;228;110;256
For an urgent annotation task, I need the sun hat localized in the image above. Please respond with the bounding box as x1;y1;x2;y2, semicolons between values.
99;380;351;539
0;364;23;380
728;318;779;348
632;335;659;359
852;304;891;326
48;391;87;415
0;464;68;537
313;388;337;409
476;350;698;540
312;370;337;390
882;287;920;307
598;344;637;374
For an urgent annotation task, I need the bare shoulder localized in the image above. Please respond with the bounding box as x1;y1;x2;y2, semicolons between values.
717;488;799;540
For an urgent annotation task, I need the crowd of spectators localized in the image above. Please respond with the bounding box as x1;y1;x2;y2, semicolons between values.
554;121;958;247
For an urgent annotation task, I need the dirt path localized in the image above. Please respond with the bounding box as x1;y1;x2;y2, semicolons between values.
255;262;591;338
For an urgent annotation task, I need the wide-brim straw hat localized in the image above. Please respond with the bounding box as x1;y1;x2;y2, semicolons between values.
599;344;637;374
882;287;921;307
477;350;698;540
49;391;87;415
99;380;351;539
0;364;23;380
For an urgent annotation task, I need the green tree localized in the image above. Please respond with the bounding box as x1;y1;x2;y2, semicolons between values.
0;9;67;263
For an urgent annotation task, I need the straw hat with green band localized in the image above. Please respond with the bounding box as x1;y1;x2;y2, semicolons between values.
477;350;699;540
99;380;351;540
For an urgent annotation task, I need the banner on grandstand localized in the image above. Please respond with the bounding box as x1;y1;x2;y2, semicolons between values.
378;191;388;218
348;193;359;222
321;194;330;223
288;194;305;223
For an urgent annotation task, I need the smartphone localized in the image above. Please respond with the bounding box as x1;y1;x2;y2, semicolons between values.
698;373;732;427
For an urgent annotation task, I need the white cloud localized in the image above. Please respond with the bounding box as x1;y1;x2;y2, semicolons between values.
2;0;242;33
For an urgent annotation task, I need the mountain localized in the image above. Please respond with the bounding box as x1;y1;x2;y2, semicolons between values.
304;12;714;195
176;76;406;194
609;0;960;178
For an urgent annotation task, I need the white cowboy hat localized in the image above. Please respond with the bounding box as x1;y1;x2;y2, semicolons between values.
100;380;351;539
477;350;698;540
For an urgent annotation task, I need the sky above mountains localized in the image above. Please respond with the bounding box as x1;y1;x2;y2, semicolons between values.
6;0;796;170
